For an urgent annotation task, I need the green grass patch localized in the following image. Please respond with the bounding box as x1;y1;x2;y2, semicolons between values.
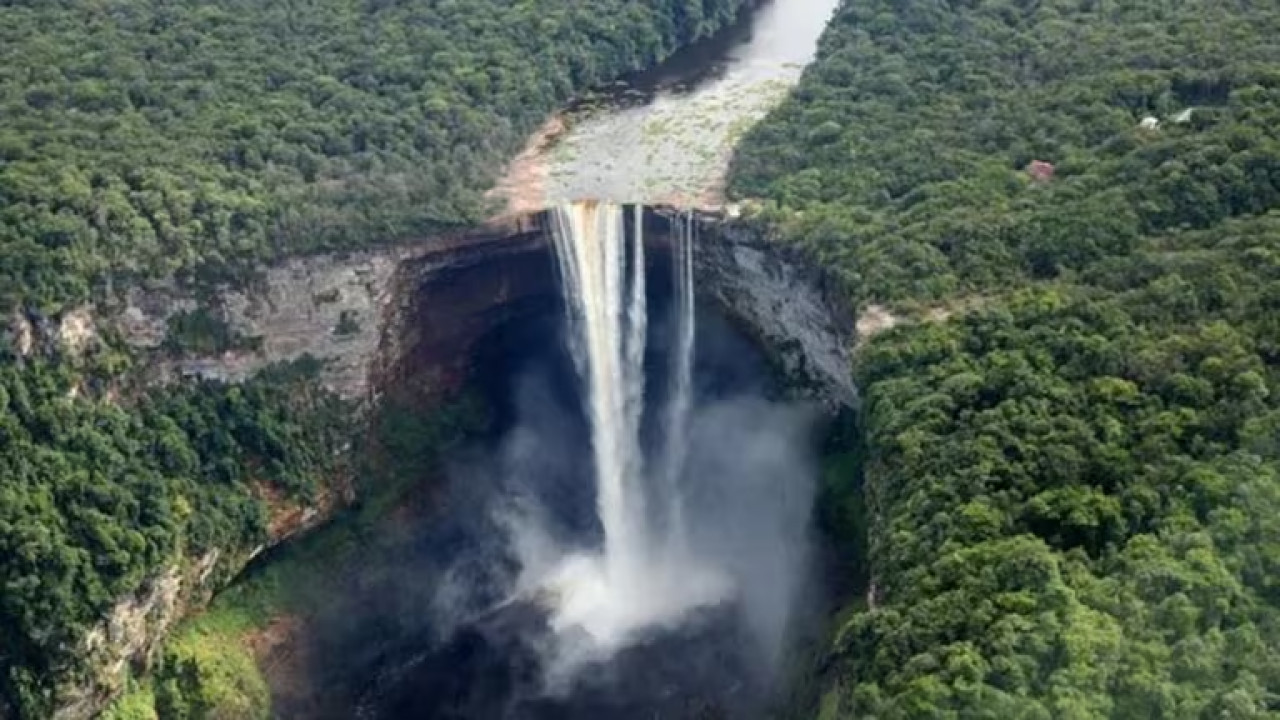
102;680;159;720
100;389;490;718
151;616;271;720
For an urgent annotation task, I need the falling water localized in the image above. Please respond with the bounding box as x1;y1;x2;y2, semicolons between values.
548;202;649;590
545;202;723;651
660;212;696;545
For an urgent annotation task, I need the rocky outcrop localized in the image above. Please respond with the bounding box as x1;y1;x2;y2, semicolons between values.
14;206;856;720
6;311;34;357
113;248;406;400
690;212;857;407
50;551;220;720
6;305;101;359
108;215;546;403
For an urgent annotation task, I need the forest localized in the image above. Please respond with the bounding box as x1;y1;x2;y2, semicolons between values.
0;0;750;314
729;0;1280;716
7;0;1280;716
0;1;755;716
0;356;351;717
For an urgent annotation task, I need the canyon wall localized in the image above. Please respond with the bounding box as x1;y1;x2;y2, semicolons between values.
5;209;854;719
8;209;853;410
692;213;857;407
105;215;549;403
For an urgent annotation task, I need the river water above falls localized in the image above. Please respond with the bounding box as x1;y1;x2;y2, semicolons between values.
492;0;842;214
258;5;842;717
342;211;818;719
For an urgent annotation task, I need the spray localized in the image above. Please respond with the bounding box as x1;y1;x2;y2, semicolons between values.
659;211;696;549
544;203;724;656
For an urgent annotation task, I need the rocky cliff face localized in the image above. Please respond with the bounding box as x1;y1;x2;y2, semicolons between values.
692;212;857;407
10;207;854;720
50;551;220;720
105;215;548;403
7;209;850;411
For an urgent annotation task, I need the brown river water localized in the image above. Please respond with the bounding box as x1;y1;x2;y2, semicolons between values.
491;0;842;215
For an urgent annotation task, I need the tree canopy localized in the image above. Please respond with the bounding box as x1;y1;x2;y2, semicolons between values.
729;0;1280;716
0;0;750;313
0;356;352;717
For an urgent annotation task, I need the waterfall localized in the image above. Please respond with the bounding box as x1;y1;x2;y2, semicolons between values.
545;202;722;649
660;211;696;545
548;202;649;590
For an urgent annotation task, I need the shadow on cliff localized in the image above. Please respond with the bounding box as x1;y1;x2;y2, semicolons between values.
242;251;824;719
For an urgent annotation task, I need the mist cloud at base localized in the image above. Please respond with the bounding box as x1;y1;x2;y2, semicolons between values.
425;303;823;704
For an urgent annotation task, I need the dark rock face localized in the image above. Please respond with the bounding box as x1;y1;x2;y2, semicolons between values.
30;207;851;719
690;213;857;407
375;225;557;403
359;601;767;720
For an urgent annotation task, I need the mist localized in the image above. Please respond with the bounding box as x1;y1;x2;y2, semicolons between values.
353;210;822;718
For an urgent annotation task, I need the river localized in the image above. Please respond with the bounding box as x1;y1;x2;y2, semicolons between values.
262;5;843;717
491;0;842;215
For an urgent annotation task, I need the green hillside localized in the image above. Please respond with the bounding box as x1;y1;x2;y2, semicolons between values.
731;0;1280;715
0;0;749;313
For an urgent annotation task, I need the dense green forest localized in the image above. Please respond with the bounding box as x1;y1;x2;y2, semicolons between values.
733;0;1280;306
9;0;1280;716
0;1;758;716
730;0;1280;716
0;0;750;314
0;356;351;718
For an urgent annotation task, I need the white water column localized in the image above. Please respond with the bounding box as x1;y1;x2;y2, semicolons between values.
548;202;649;591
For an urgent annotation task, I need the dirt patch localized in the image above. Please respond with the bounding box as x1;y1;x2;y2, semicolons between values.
245;615;303;664
256;476;353;543
487;114;568;219
856;297;991;347
245;615;319;718
855;305;899;343
649;183;727;212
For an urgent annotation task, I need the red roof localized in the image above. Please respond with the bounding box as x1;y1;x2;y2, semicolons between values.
1027;160;1056;182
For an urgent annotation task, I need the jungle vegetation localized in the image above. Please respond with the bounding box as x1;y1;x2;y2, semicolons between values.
0;1;753;715
0;0;751;313
730;0;1280;716
0;357;351;717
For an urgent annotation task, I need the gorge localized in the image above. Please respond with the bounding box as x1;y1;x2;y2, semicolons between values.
101;201;846;719
343;202;825;717
8;0;1280;717
1;0;854;709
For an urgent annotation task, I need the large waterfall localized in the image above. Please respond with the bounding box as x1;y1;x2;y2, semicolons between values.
543;202;723;651
660;213;696;546
548;202;651;590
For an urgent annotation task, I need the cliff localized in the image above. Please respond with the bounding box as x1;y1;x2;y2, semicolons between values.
4;208;854;719
691;212;857;407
